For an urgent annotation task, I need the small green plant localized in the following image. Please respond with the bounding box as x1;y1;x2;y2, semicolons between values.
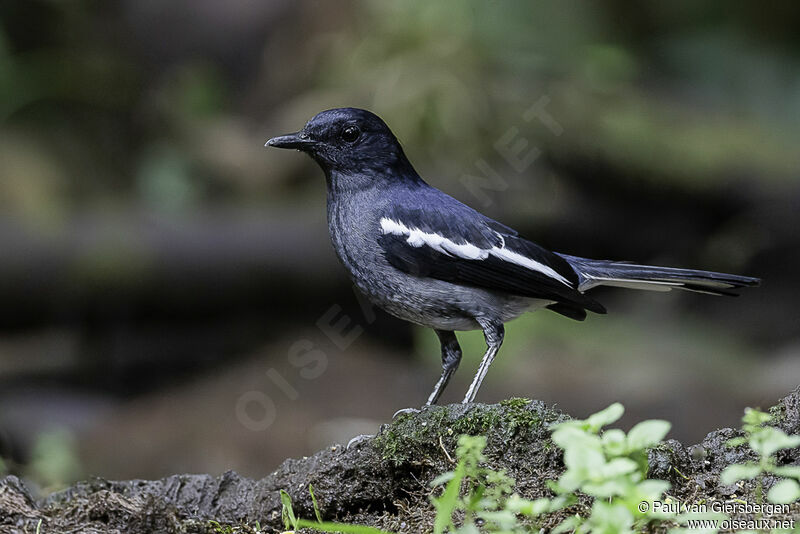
545;403;675;533
294;521;394;533
208;520;235;534
426;404;677;533
310;483;323;523
430;434;514;533
429;434;564;533
721;408;800;504
280;490;299;531
279;486;393;534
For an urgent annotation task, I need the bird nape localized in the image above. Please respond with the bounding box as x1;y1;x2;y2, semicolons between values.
266;107;760;406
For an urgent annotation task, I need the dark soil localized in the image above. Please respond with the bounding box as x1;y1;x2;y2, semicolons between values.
2;390;800;533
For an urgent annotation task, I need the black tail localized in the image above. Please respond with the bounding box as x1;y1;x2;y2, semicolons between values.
558;254;761;296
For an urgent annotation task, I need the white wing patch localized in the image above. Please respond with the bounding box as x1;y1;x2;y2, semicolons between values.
490;246;571;285
380;218;486;260
379;217;571;286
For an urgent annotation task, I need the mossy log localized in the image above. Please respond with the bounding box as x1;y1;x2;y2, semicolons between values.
2;391;800;533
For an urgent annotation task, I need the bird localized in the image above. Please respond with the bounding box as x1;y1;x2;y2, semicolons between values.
266;107;760;406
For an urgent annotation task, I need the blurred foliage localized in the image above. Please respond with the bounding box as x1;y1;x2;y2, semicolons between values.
415;303;761;404
417;308;751;367
4;0;799;225
136;143;199;212
0;429;84;491
1;0;798;480
296;1;800;192
26;429;83;491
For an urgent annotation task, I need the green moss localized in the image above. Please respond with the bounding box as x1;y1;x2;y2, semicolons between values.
499;397;549;433
208;521;235;534
769;402;787;425
206;520;262;534
375;399;562;464
374;406;453;464
650;441;677;454
450;406;501;436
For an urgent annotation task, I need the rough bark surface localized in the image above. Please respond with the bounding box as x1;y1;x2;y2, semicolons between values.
2;391;800;533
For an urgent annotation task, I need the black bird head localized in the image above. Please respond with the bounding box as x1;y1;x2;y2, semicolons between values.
266;108;420;188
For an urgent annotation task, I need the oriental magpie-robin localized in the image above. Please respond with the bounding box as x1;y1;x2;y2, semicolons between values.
266;108;760;405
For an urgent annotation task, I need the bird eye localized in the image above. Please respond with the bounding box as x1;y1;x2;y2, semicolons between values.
341;125;361;143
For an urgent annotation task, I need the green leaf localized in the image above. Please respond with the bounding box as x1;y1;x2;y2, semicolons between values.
626;420;671;451
546;479;566;494
548;494;575;511
464;483;485;512
552;514;583;534
635;479;671;501
430;471;455;486
586;501;634;533
720;463;761;485
552;425;603;449
455;434;487;465
749;428;800;457
583;478;630;498
767;479;800;504
602;429;627;456
586;403;625;432
505;495;552;516
309;483;323;523
556;469;585;493
564;443;606;472
726;436;747;447
742;407;772;427
597;457;638;479
479;510;518;529
550;419;584;430
772;465;800;479
624;481;674;520
431;462;465;534
280;490;298;530
296;519;396;533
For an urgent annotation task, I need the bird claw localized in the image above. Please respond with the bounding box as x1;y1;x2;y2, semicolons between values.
346;434;374;450
392;407;421;419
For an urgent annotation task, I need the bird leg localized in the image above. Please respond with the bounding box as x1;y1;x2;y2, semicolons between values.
425;330;462;405
462;320;504;403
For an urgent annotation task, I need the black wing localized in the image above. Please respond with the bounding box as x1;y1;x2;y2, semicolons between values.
378;202;605;318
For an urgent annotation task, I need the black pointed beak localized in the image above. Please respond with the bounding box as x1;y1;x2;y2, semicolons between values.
265;132;314;150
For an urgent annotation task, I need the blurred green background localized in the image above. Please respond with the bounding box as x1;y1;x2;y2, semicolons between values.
1;0;798;491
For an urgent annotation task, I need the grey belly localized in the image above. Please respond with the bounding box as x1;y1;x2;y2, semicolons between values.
355;271;548;331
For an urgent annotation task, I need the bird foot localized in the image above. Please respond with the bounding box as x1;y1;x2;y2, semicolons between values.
346;434;375;450
392;407;421;420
